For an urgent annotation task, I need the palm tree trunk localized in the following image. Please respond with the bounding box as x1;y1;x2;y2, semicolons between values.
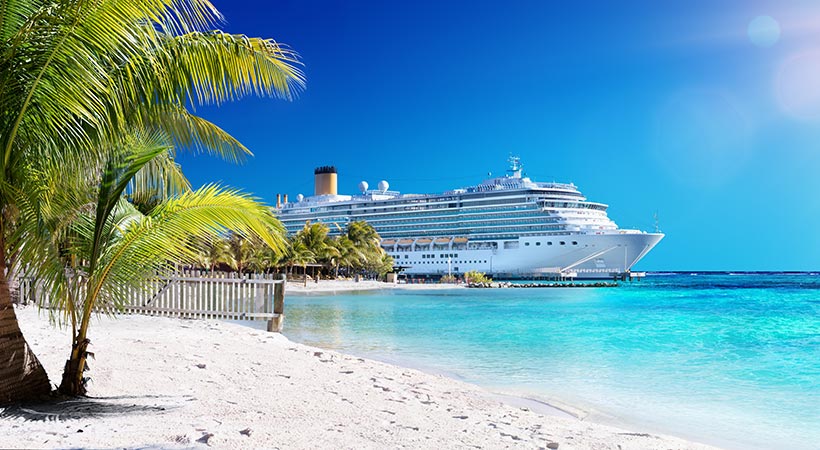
58;332;89;396
58;292;95;396
0;233;52;404
303;264;307;287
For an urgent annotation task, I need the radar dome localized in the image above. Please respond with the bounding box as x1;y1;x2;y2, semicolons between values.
378;180;389;193
358;181;369;193
296;194;304;202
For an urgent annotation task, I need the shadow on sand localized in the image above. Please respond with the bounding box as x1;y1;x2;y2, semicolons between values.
0;394;186;422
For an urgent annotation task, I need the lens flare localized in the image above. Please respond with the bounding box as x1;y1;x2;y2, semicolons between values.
748;15;780;48
776;50;820;121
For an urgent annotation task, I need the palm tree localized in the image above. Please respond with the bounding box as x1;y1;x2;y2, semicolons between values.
287;240;316;287
0;0;304;403
196;236;233;272
333;235;365;278
344;221;386;275
294;222;339;282
227;233;254;274
13;139;288;396
369;253;396;278
347;221;381;251
246;238;282;274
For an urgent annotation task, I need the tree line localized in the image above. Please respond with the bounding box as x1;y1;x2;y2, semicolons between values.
194;221;394;283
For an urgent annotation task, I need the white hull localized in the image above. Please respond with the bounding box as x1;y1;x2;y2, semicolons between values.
391;232;664;279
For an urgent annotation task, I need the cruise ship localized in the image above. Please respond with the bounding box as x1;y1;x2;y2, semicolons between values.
275;158;663;279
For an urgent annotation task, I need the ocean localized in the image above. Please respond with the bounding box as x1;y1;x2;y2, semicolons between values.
281;274;820;450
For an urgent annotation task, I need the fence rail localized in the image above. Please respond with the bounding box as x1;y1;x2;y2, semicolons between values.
15;270;287;332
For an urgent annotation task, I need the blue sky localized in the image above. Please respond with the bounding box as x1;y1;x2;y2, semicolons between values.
179;0;820;271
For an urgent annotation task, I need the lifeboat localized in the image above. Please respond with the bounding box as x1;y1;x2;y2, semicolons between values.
414;238;432;251
381;239;397;246
434;237;451;244
397;238;414;246
453;237;468;244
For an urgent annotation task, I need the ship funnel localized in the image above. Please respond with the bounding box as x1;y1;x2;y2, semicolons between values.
314;166;338;196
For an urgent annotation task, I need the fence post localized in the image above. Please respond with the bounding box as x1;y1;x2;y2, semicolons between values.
268;273;286;332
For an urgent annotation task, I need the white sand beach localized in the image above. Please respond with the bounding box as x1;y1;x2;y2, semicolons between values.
286;279;461;293
1;306;720;450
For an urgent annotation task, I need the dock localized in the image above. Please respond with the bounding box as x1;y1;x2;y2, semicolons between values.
467;281;618;288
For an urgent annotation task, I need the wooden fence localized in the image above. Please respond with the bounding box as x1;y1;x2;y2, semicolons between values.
15;270;287;332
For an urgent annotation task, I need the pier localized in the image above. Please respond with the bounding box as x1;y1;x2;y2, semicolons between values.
467;281;618;288
613;271;646;282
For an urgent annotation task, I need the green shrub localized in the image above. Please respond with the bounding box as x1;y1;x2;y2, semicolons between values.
464;270;492;284
440;274;457;284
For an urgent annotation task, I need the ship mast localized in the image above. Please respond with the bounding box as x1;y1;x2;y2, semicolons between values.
507;155;523;179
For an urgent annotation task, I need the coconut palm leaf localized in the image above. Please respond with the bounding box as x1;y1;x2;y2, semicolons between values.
84;186;284;313
0;0;224;172
0;0;304;404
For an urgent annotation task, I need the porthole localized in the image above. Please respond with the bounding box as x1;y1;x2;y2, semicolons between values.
560;241;565;245
536;242;541;246
547;242;553;246
572;241;578;245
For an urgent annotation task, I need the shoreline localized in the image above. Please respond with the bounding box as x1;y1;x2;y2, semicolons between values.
285;279;463;294
333;348;585;420
3;305;721;449
299;340;733;450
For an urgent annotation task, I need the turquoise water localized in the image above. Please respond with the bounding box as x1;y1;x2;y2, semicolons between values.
282;274;820;450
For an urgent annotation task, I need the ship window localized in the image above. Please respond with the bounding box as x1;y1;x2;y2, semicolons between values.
572;241;578;245
547;242;552;245
405;255;408;259
560;241;565;245
536;242;541;246
525;242;530;246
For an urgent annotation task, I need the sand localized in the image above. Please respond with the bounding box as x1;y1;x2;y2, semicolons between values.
1;305;720;449
286;279;461;294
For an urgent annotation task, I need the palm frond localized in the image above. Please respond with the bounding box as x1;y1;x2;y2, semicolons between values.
153;105;252;162
89;185;286;311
